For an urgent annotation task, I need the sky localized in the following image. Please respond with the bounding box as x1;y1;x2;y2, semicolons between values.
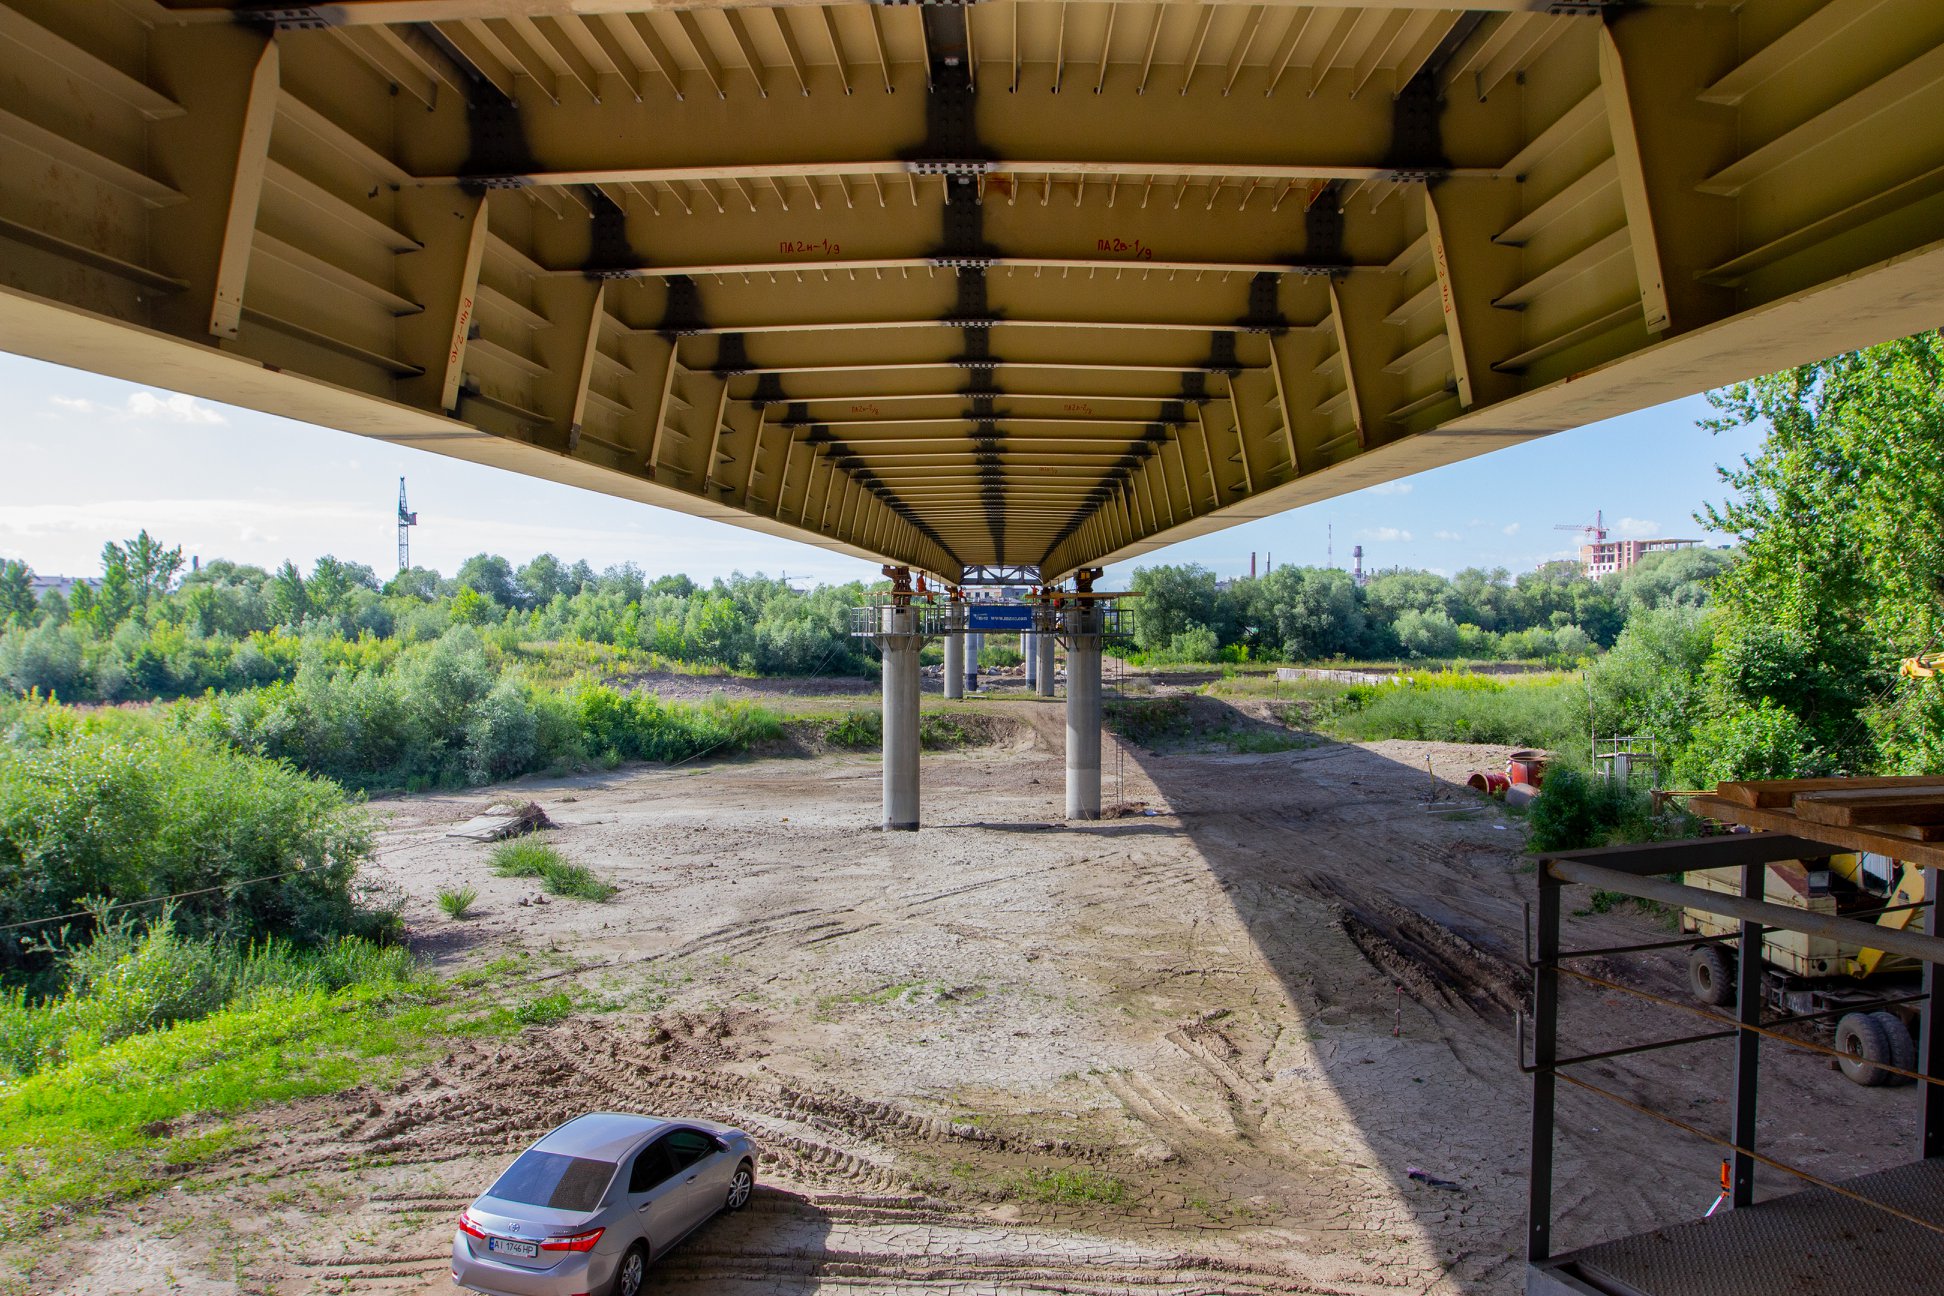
0;349;1761;586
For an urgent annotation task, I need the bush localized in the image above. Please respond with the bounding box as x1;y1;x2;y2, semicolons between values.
1525;766;1688;853
1144;625;1222;666
0;709;378;983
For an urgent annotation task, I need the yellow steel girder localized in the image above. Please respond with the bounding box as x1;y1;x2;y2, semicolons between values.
1;1;1943;579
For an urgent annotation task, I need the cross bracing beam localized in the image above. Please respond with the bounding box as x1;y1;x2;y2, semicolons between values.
557;255;1365;280
3;2;1944;585
156;3;1595;26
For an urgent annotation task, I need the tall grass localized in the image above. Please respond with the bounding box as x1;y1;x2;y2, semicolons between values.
0;910;415;1079
1329;676;1585;751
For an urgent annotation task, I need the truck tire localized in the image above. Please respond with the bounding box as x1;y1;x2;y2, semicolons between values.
1836;1011;1898;1086
1687;945;1736;1006
1869;1010;1917;1086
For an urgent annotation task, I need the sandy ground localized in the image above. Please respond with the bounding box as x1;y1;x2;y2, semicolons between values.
25;692;1923;1296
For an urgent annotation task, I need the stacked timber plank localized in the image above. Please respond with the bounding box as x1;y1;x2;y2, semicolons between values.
1690;777;1944;869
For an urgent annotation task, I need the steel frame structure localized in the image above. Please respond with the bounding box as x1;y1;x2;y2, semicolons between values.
1526;833;1944;1291
4;2;1944;581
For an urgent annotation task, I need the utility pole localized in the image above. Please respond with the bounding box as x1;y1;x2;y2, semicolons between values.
397;477;417;573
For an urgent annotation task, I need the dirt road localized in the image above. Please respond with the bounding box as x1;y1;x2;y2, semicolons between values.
37;697;1920;1295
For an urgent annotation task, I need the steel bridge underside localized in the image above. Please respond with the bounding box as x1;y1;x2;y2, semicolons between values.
4;0;1944;582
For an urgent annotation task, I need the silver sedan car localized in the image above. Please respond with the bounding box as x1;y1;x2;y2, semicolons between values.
452;1112;756;1296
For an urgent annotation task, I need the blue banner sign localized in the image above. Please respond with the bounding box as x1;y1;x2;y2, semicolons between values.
966;605;1036;632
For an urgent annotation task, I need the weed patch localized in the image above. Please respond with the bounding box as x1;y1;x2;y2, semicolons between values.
1003;1166;1129;1207
436;886;478;919
488;840;614;901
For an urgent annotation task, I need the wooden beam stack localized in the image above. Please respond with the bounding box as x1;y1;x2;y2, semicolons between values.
1690;777;1944;868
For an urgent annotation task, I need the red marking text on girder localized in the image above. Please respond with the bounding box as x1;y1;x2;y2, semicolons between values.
779;239;842;256
1095;238;1155;260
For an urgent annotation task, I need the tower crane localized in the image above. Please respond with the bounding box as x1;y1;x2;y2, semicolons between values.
397;478;417;573
1554;510;1608;543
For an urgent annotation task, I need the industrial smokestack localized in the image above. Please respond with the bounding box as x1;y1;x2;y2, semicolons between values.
1250;552;1257;579
1352;545;1363;586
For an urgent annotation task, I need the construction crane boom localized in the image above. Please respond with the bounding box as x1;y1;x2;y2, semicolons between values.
1555;509;1608;542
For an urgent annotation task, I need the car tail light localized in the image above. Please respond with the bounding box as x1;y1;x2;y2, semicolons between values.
457;1210;487;1240
540;1227;604;1253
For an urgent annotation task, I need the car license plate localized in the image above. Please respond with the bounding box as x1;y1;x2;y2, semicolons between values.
488;1237;538;1258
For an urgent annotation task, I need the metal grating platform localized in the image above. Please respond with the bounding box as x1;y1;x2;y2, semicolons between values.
1529;1160;1944;1296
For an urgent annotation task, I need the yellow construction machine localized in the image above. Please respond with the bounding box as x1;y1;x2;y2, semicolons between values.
1682;852;1925;1087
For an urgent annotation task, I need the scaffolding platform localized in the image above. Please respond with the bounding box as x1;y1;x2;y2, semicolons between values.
1529;1159;1944;1296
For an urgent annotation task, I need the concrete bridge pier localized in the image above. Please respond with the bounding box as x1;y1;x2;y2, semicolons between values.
942;613;964;701
1037;628;1057;698
1024;632;1037;689
877;600;924;831
1064;605;1103;820
965;632;982;694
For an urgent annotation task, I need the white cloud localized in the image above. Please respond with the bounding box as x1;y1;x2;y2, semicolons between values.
124;392;226;424
1502;522;1522;536
1366;481;1413;496
47;392;226;425
1613;516;1662;539
1360;527;1412;543
1433;529;1463;542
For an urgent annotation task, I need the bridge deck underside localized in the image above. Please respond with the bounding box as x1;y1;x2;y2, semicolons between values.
3;0;1944;581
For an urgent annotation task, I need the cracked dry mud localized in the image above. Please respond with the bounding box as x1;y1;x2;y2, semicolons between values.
31;695;1919;1295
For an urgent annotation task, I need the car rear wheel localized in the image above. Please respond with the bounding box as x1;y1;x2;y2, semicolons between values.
611;1242;648;1296
1687;945;1735;1006
1836;1011;1899;1086
725;1160;755;1211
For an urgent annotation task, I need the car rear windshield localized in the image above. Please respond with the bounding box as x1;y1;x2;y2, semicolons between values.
488;1151;615;1212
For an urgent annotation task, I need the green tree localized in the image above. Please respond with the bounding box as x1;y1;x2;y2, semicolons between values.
267;561;311;626
306;556;378;619
516;553;572;608
0;561;33;625
456;553;518;606
1245;567;1365;660
100;530;185;622
385;565;444;600
1128;564;1220;653
449;584;493;626
1688;332;1944;779
1393;607;1460;659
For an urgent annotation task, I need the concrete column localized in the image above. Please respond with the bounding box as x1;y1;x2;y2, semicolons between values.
1036;628;1057;697
1024;632;1037;687
942;625;964;700
880;606;921;831
965;632;982;694
1065;609;1102;820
